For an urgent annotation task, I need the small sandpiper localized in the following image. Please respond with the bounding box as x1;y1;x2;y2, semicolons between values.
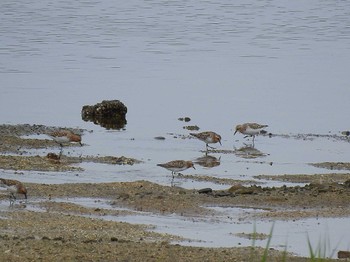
190;131;222;151
0;178;28;204
48;130;82;147
234;123;268;143
157;160;195;179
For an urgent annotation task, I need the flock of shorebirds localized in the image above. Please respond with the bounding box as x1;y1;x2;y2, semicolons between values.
0;122;268;204
157;122;268;179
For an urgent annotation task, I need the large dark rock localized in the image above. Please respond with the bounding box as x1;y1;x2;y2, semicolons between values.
81;100;127;130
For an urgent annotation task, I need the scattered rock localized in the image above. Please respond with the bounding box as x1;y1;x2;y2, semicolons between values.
81;100;127;130
46;153;60;162
338;250;350;259
198;188;212;194
183;125;200;131
178;117;191;122
154;136;166;140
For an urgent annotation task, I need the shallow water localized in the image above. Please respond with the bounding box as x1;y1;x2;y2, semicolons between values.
1;0;350;258
15;197;349;258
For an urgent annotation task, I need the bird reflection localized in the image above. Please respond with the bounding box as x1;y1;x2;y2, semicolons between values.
233;144;267;159
195;154;221;168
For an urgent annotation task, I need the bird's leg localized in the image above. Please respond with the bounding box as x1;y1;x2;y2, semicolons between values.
58;148;63;159
170;173;176;187
206;144;216;150
9;193;15;205
59;144;64;156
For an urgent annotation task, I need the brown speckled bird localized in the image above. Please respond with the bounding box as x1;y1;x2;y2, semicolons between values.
157;160;195;178
190;131;222;151
48;130;82;147
234;123;268;143
0;178;27;204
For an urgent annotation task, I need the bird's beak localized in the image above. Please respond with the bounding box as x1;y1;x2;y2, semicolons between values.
192;166;196;170
219;140;222;145
234;130;237;135
24;193;27;199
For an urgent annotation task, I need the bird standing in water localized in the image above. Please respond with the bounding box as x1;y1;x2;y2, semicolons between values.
190;131;222;151
234;123;268;143
48;130;82;147
157;160;195;179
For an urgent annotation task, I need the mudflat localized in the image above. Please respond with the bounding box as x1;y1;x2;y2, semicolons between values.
1;124;348;261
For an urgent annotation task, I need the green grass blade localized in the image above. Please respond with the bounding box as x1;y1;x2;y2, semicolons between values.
307;234;316;260
261;222;275;262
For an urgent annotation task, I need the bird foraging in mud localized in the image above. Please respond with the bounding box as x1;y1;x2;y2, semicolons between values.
0;178;27;204
48;130;82;148
234;123;268;143
190;131;222;151
157;160;195;179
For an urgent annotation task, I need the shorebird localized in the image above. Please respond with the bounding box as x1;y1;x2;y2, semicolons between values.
190;131;222;151
234;123;268;143
48;130;82;148
157;160;195;179
0;178;27;204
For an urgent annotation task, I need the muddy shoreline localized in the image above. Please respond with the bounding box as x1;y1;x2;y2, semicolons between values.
0;124;348;261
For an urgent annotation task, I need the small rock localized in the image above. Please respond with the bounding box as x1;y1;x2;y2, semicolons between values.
178;117;191;122
81;100;127;130
198;188;212;194
338;250;350;258
154;136;166;140
183;125;200;131
46;153;60;162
